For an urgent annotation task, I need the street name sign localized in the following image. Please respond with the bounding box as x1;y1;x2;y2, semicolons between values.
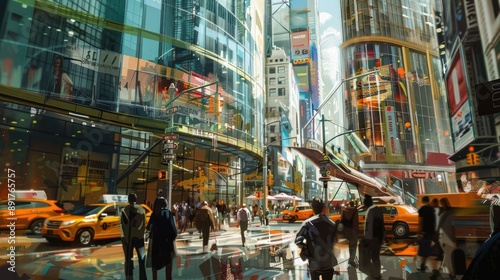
162;154;176;161
162;143;178;150
163;133;179;141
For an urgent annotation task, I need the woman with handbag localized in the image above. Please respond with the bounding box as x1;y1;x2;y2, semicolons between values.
146;196;178;280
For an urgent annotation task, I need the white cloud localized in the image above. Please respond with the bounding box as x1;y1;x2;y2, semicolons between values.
319;12;333;25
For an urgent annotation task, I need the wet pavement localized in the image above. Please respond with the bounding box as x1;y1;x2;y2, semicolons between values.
0;220;469;279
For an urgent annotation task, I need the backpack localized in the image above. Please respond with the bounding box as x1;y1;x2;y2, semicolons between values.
239;208;248;221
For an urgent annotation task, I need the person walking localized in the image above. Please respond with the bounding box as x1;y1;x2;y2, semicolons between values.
146;197;177;280
417;196;440;272
195;201;215;252
341;200;359;267
120;193;147;280
258;206;264;225
294;197;338;280
359;195;385;280
211;201;219;231
237;204;251;246
216;200;228;229
436;197;457;280
265;207;270;226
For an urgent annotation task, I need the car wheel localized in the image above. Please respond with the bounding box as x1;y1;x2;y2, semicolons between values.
288;216;297;223
76;228;93;246
392;222;409;238
30;219;44;234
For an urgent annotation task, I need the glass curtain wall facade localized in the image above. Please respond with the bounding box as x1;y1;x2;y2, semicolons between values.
0;0;265;206
340;0;456;196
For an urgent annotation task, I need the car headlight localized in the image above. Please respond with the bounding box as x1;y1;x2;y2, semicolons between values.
61;220;76;226
44;220;50;225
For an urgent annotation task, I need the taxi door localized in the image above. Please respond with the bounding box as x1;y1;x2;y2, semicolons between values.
94;205;121;239
382;206;397;231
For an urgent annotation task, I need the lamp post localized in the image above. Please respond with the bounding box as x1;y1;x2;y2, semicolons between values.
164;81;219;208
302;70;379;145
320;113;369;208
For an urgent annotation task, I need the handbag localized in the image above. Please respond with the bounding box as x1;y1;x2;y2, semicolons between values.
210;232;218;252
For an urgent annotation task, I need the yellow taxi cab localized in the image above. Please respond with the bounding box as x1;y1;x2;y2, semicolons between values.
330;203;419;238
0;198;65;234
282;205;314;223
42;196;151;246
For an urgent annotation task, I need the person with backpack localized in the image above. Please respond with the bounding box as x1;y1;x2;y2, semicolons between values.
237;204;251;246
341;200;359;267
120;193;147;280
294;197;338;280
359;194;385;280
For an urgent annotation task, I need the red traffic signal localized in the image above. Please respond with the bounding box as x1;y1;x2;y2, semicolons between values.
158;170;167;180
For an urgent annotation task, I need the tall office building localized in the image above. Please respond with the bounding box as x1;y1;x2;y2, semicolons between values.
338;0;456;196
0;0;267;206
439;1;500;193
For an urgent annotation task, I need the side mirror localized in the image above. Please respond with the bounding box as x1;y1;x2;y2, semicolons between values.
99;213;108;218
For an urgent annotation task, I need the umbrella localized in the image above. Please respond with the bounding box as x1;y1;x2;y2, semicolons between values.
273;193;293;200
292;195;303;201
246;194;261;200
267;195;276;201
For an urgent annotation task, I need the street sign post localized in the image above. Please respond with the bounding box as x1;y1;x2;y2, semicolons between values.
162;154;176;161
163;133;179;141
319;159;330;176
165;106;179;115
162;142;178;150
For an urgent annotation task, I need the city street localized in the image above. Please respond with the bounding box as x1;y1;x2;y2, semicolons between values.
0;219;467;280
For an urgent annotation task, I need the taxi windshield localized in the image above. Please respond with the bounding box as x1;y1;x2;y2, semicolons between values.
70;205;104;215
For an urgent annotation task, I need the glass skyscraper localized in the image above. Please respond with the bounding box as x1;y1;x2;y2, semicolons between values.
0;0;266;206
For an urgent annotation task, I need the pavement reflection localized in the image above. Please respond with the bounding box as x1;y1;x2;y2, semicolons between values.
0;222;472;280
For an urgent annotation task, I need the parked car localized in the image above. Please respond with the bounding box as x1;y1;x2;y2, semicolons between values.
282;205;314;223
0;198;65;234
329;203;419;238
42;203;152;246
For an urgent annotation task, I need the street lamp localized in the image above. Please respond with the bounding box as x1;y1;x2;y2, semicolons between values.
301;70;379;145
164;81;219;208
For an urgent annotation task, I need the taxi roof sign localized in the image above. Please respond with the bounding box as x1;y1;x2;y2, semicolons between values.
99;194;129;203
12;190;47;200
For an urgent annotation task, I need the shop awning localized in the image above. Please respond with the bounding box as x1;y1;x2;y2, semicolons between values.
291;147;392;197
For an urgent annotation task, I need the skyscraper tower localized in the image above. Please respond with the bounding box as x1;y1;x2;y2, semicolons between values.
338;0;456;196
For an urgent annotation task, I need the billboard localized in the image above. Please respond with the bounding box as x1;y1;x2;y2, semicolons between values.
290;0;308;32
446;49;474;150
291;31;310;65
446;50;468;116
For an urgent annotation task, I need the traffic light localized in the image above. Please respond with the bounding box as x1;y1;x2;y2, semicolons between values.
158;170;167;180
466;153;480;165
267;171;274;186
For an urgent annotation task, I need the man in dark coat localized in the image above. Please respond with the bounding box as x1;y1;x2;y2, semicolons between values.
146;197;177;280
120;193;147;280
359;195;385;280
295;197;338;280
196;201;215;252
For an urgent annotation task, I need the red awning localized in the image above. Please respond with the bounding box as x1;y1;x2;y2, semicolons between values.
291;147;392;197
